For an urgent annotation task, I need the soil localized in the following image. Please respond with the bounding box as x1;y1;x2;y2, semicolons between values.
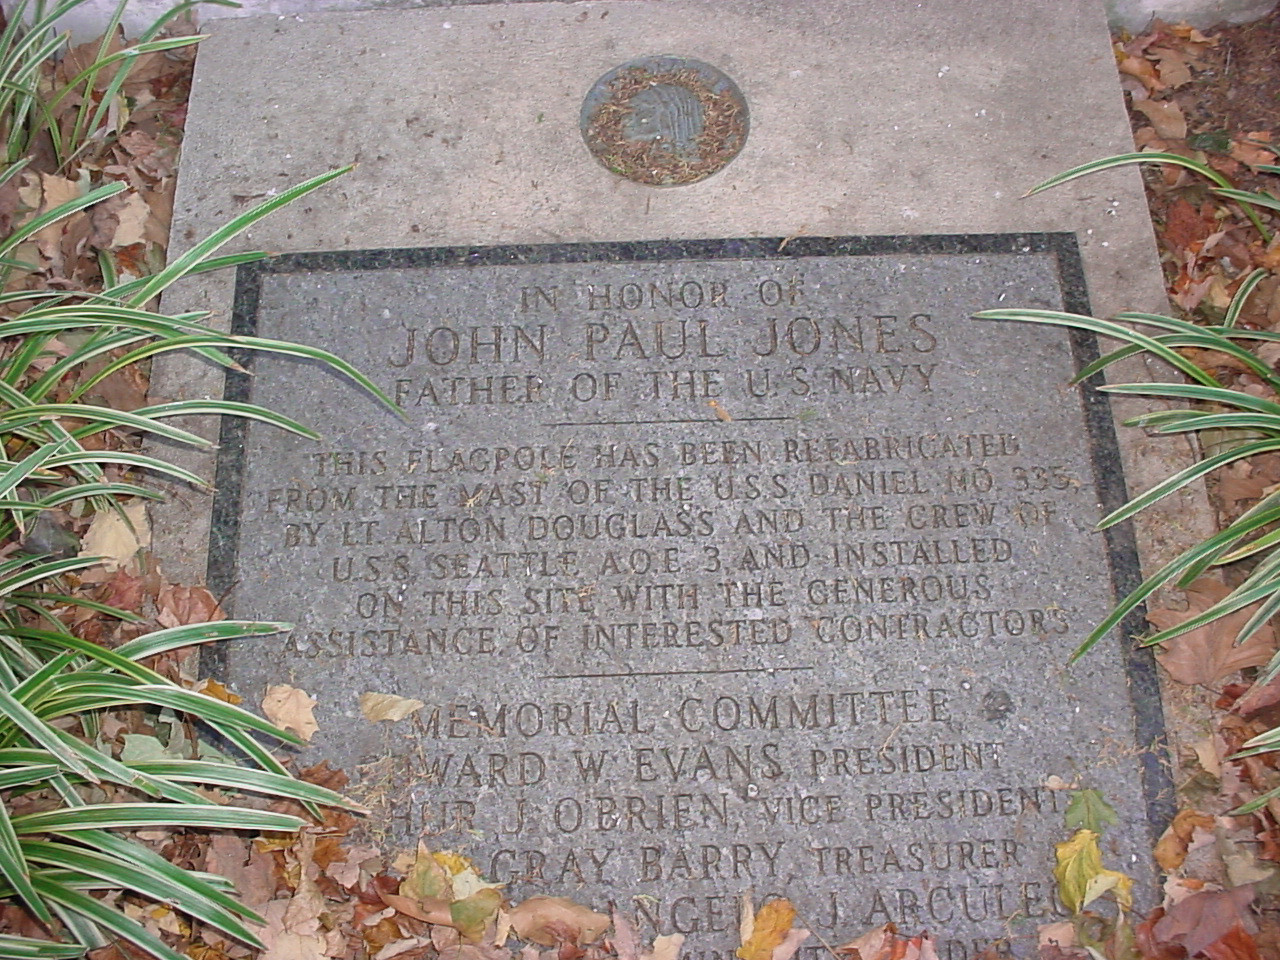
1175;10;1280;139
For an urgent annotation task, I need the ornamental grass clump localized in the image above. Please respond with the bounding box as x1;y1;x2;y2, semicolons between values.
0;161;400;958
0;5;403;956
976;150;1280;813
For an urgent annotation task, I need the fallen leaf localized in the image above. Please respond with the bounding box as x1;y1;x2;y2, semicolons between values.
610;908;639;960
1064;789;1118;834
1132;98;1187;139
261;685;319;741
1053;829;1133;914
400;843;453;903
197;678;242;704
77;500;150;570
1150;578;1276;685
1038;921;1077;947
508;897;608;947
1203;924;1263;960
1154;886;1257;956
737;899;796;960
641;934;684;960
836;924;896;960
450;888;503;942
360;691;426;723
771;927;810;960
1155;808;1216;872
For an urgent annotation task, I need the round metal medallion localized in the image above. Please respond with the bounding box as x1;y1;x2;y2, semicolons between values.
580;56;749;186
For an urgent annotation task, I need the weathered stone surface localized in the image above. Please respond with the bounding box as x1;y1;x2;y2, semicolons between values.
27;0;1280;42
156;1;1210;956
208;235;1160;953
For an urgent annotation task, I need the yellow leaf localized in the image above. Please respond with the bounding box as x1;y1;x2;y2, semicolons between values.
400;843;453;903
736;899;795;960
1084;868;1133;912
1054;829;1134;914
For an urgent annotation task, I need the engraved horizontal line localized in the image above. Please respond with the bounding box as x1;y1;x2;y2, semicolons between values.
543;666;813;679
542;416;794;427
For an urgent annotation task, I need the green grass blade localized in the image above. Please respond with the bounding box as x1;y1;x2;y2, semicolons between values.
1100;381;1280;415
0;934;87;959
1214;186;1280;213
42;678;305;745
231;335;402;416
0;795;52;924
22;841;261;945
43;450;208;488
114;620;290;661
129;399;321;440
1223;268;1268;328
1099;438;1280;528
30;872;190;960
130;759;364;811
12;803;306;834
0;687;95;778
1023;151;1233;196
972;308;1221;386
71;828;264;930
126;166;353;306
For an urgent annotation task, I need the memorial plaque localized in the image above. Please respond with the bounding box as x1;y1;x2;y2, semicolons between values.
209;234;1166;958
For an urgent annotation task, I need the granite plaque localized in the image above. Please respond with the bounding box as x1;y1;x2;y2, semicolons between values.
210;234;1166;959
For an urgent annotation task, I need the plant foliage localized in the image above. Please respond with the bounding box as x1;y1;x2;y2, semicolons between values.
977;151;1280;814
0;6;404;957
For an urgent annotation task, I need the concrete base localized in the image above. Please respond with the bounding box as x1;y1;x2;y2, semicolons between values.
8;0;1277;43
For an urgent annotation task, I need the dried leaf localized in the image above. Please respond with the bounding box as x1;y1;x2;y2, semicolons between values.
1154;886;1257;956
1151;579;1277;685
450;888;503;943
77;500;150;570
1132;98;1187;139
361;691;426;723
197;678;242;704
508;897;608;947
1053;829;1133;914
1203;924;1263;960
835;924;896;960
771;927;810;960
261;684;319;741
1155;808;1215;872
641;934;684;960
737;899;796;960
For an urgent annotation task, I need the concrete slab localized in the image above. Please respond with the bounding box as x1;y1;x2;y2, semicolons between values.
154;1;1209;954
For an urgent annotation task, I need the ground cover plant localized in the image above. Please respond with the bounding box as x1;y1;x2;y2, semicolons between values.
0;3;404;958
5;7;1280;960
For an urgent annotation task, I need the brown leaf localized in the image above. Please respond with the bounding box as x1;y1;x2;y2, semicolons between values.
836;924;896;960
1119;55;1164;94
261;685;319;741
1150;579;1277;685
360;692;425;723
1152;47;1194;87
1132;98;1187;139
204;834;278;911
1203;923;1263;960
1154;808;1216;871
508;897;608;947
196;679;242;705
1153;886;1257;955
156;583;224;628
